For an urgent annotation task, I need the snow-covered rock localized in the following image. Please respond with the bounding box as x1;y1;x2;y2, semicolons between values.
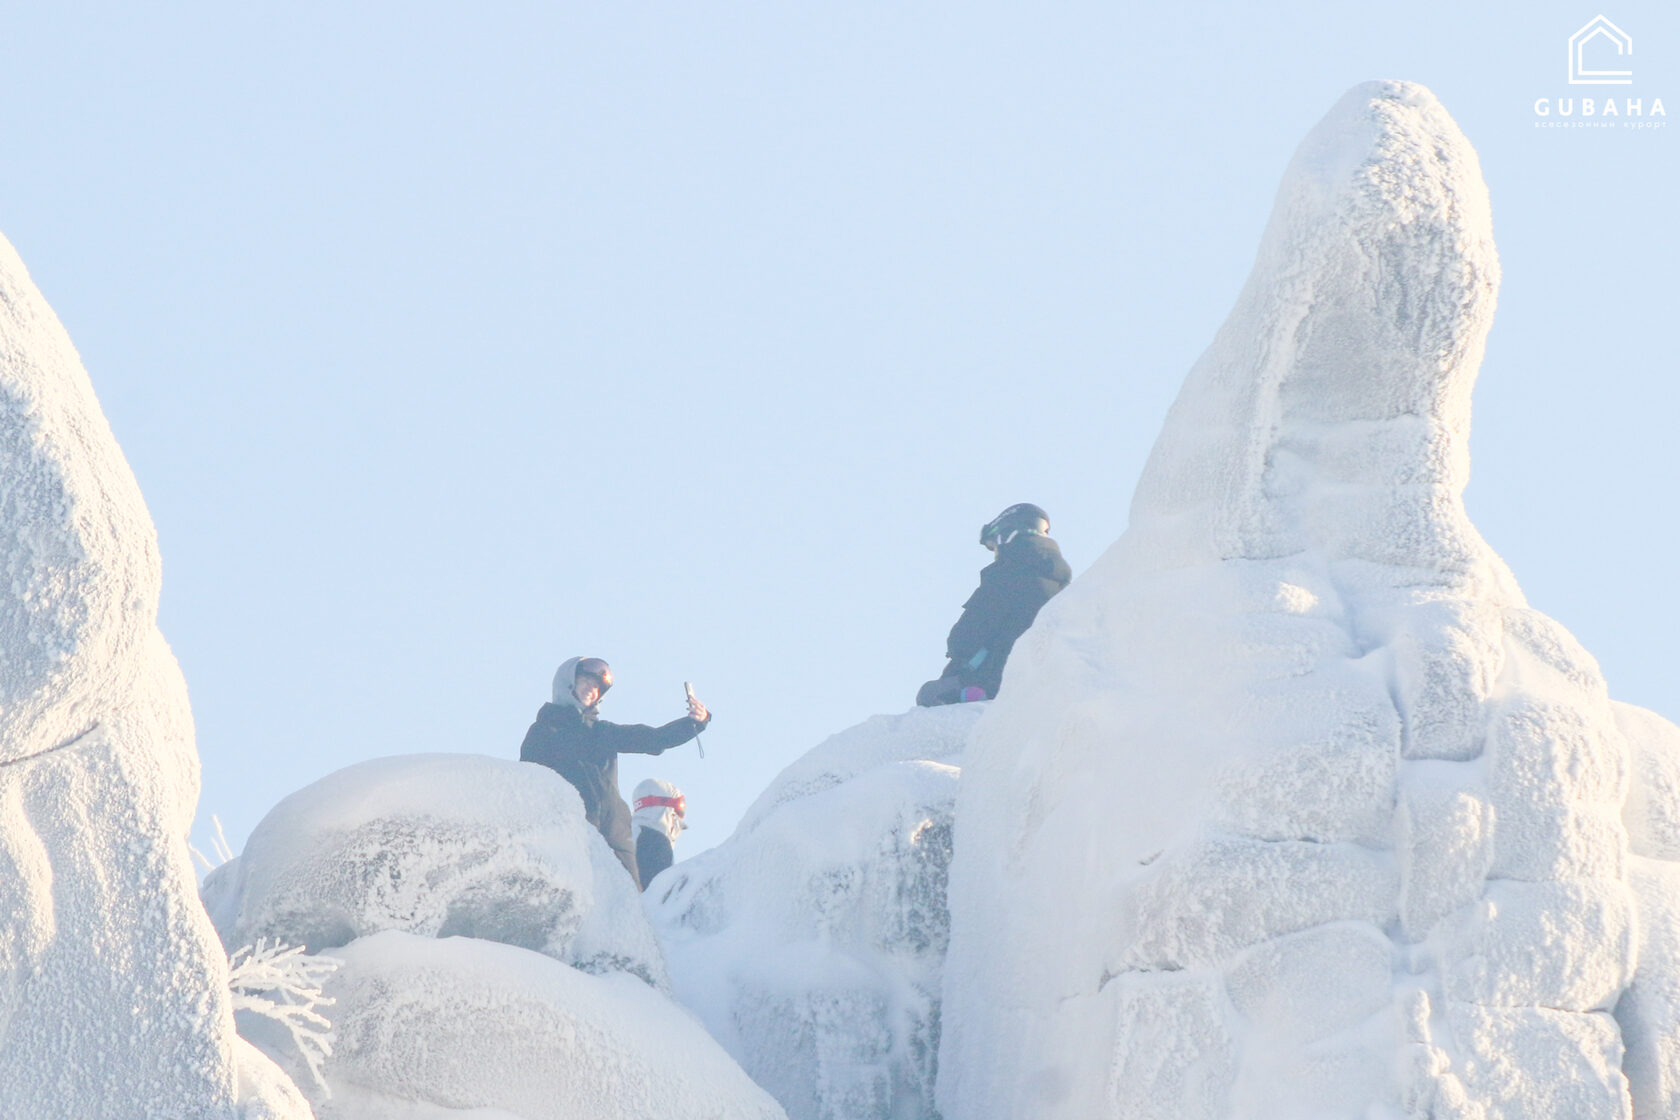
649;704;980;1120
937;81;1646;1120
1614;703;1680;1119
204;753;667;986
234;1037;317;1120
0;231;281;1117
254;931;786;1120
219;753;789;1118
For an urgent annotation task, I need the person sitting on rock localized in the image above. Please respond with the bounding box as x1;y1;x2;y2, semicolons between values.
917;503;1072;707
520;656;709;887
630;777;688;892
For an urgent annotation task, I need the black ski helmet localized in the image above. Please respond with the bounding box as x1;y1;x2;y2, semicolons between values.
554;655;614;707
979;503;1050;550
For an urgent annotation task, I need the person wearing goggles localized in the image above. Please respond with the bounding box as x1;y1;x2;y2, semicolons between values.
520;656;709;887
916;503;1071;707
630;778;688;892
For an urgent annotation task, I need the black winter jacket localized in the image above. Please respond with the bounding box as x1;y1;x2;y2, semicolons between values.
520;702;707;884
941;533;1072;697
635;827;675;892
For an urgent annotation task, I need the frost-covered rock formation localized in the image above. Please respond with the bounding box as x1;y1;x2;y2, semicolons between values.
1615;702;1680;1118
0;233;293;1118
203;753;666;986
938;81;1655;1120
650;705;979;1120
295;931;786;1120
219;753;785;1119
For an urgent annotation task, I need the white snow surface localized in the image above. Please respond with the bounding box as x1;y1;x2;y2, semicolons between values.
1614;702;1680;1119
0;231;284;1118
234;1036;316;1120
937;81;1650;1120
253;931;787;1120
649;704;980;1120
203;753;667;987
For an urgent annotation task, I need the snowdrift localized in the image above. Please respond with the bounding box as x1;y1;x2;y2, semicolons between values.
216;753;786;1120
649;705;980;1120
0;232;287;1118
936;80;1663;1120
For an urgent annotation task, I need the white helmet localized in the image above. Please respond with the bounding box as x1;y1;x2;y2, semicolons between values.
631;777;687;842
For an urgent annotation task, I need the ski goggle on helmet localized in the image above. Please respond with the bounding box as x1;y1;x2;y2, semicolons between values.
634;792;686;818
575;657;613;695
979;503;1050;551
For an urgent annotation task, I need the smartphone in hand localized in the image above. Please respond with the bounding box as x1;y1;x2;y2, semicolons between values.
684;682;706;758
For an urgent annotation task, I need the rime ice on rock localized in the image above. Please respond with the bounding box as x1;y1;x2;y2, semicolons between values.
219;754;787;1119
202;753;667;987
649;705;978;1120
0;233;297;1117
1614;702;1680;1119
277;932;788;1120
937;81;1648;1120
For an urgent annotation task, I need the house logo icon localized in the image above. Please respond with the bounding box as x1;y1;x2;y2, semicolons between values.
1569;15;1633;85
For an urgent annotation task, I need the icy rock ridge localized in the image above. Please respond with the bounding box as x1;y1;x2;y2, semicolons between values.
1130;79;1500;576
649;705;980;1120
0;232;285;1117
937;81;1640;1120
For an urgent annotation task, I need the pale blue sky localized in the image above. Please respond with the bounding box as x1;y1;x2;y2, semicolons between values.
1;2;1674;857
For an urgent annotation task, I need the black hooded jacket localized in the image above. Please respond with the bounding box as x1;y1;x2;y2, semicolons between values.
520;703;707;883
941;532;1072;697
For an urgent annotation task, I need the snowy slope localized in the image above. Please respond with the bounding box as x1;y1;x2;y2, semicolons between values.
649;705;980;1120
937;81;1646;1120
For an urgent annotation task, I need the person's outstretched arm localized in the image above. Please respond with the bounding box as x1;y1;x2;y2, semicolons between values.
593;713;709;756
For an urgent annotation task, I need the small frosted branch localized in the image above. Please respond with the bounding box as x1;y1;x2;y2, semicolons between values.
229;938;342;1097
192;813;236;875
211;814;235;864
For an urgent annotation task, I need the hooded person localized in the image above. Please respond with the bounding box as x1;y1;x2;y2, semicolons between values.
917;503;1072;706
630;777;687;892
520;656;709;887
